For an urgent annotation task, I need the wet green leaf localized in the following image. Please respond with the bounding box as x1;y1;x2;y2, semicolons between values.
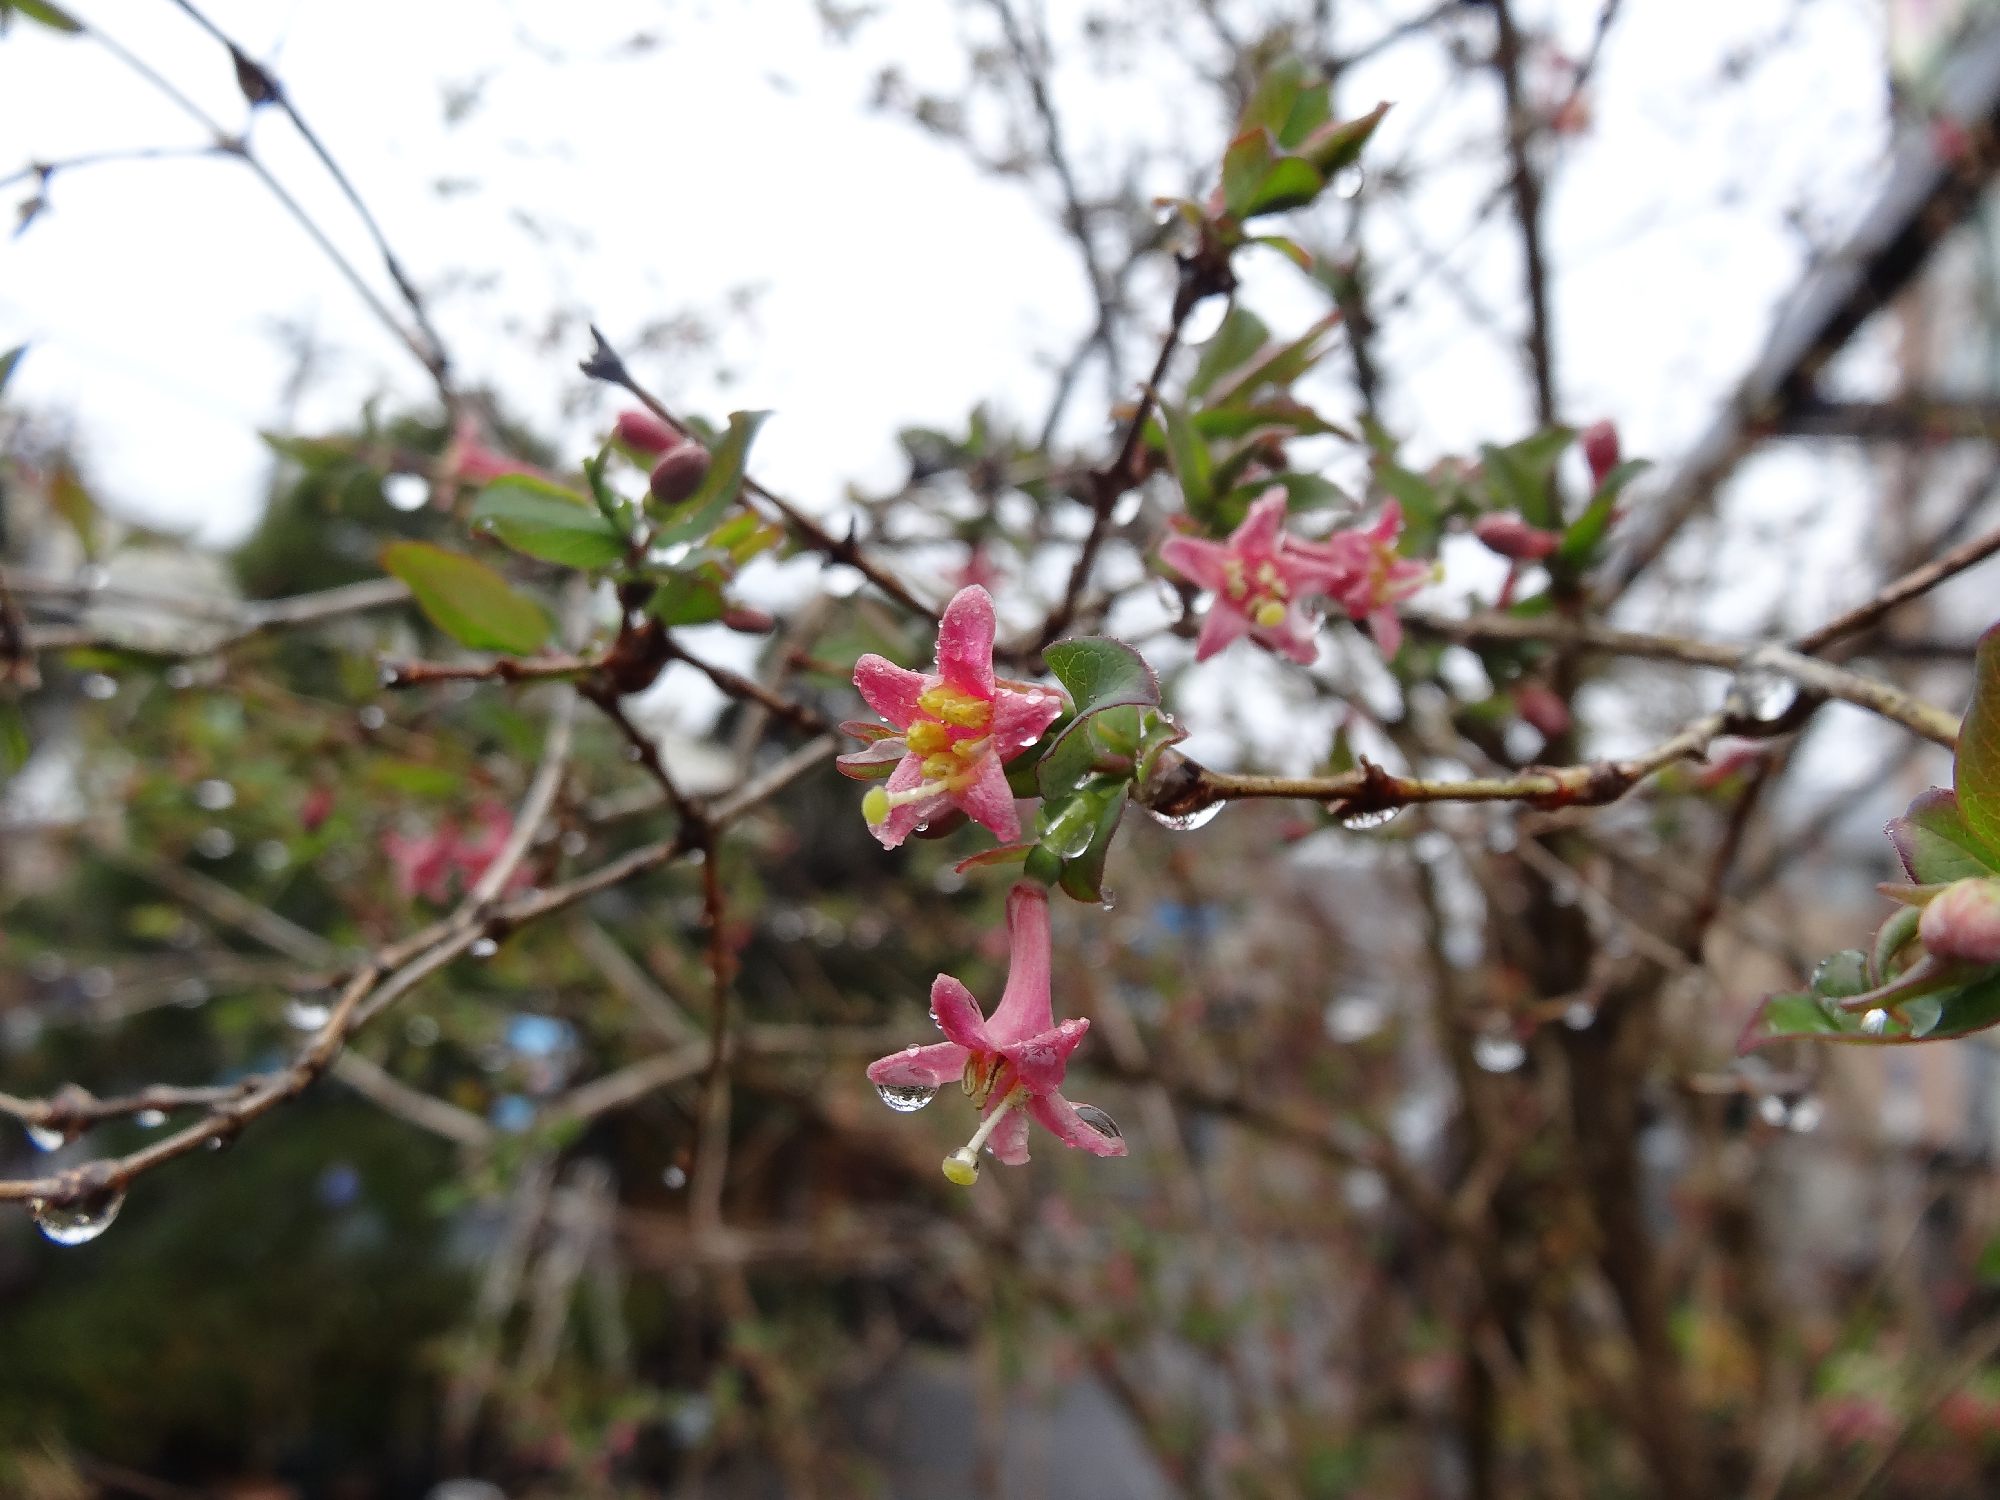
1187;306;1270;401
1044;637;1159;719
1959;623;2000;853
379;541;550;655
1159;403;1213;516
472;478;627;569
646;573;727;627
1888;788;2000;884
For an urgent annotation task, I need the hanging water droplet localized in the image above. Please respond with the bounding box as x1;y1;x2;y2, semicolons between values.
1562;1001;1596;1031
1039;800;1097;859
1333;164;1366;199
1072;1104;1122;1140
24;1121;66;1152
1099;892;1116;911
81;672;118;701
928;1002;941;1029
1341;807;1401;831
1756;1094;1789;1127
1862;1008;1889;1035
875;1082;938;1113
470;937;499;959
1788;1096;1825;1134
30;1188;125;1246
135;1109;167;1129
662;1164;687;1189
1472;1034;1526;1073
284;999;331;1031
377;664;401;688
1145;803;1223;832
1732;663;1799;723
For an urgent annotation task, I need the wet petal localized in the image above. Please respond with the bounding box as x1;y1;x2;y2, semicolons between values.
1194;601;1252;661
935;585;997;697
1159;533;1230;594
989;686;1064;759
1003;1017;1089;1094
866;1040;970;1090
930;974;993;1053
987;884;1055;1043
953;751;1021;843
987;1104;1033;1166
871;754;943;850
1367;607;1403;659
853;655;928;729
1231;487;1291;559
1029;1090;1129;1157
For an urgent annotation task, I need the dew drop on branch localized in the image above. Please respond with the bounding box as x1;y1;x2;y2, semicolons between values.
1146;803;1222;832
30;1188;125;1246
1341;808;1401;831
23;1121;65;1152
284;999;331;1031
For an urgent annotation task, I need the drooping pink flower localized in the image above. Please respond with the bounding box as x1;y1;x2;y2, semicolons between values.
1158;490;1338;664
440;417;545;488
1473;512;1561;562
1289;501;1433;658
866;884;1128;1183
848;586;1063;848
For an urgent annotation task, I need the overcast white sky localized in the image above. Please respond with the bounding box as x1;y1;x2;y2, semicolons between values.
0;0;1894;551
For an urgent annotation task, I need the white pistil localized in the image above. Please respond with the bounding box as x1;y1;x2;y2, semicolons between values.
942;1087;1025;1185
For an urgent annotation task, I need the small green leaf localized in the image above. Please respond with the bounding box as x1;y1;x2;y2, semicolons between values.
1160;402;1213;515
380;541;550;655
1276;80;1332;150
1058;790;1126;904
1888;788;2000;883
1299;102;1390;178
1187;305;1271;400
10;0;83;31
1249;234;1315;270
1044;638;1159;718
1479;429;1574;530
955;844;1033;874
1023;844;1063;887
646;573;727;627
1243;158;1325;217
1220;128;1278;220
653;410;770;545
1036;718;1104;800
472;477;627;569
0;345;24;397
1238;56;1308;139
1204;313;1342;406
1958;623;2000;852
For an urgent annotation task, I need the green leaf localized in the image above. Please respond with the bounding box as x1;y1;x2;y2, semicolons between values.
1552;458;1651;572
1190;398;1342;441
1888;788;2000;883
1277;80;1332;150
472;477;627;569
1220;128;1278;220
646;573;727;627
1249;234;1315;270
1479;429;1574;530
380;541;550;655
0;345;24;398
1205;313;1342;406
1299;102;1390;177
1375;462;1441;555
1044;638;1159;719
1036;717;1104;800
1238;56;1308;139
9;0;82;31
1023;843;1063;888
1187;305;1270;400
0;700;28;778
653;410;770;545
1058;791;1127;904
1243;158;1325;217
1159;403;1213;516
955;844;1033;874
1959;623;2000;852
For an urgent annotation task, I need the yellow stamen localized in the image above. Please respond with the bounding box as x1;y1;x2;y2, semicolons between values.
862;787;890;825
905;720;952;755
941;1087;1025;1187
1254;600;1287;628
917;684;992;729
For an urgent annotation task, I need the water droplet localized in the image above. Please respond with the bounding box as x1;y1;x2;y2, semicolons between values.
164;664;195;690
30;1188;125;1246
1562;1001;1596;1031
1341;808;1401;831
1099;893;1116;911
1862;1008;1889;1035
470;937;499;959
135;1109;167;1129
1472;1034;1526;1073
1733;664;1799;723
1756;1094;1789;1127
377;664;402;688
928;1002;941;1029
1145;803;1223;832
1072;1104;1122;1140
1788;1096;1825;1134
1325;995;1387;1043
195;827;236;859
662;1164;687;1189
624;744;644;762
24;1121;66;1152
875;1082;938;1113
284;999;331;1031
81;672;118;701
357;704;387;730
1333;164;1366;199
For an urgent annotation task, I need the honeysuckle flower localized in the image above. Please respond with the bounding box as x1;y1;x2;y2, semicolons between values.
440;417;544;488
865;884;1128;1184
1158;489;1336;664
850;586;1063;848
382;802;527;903
1289;500;1432;658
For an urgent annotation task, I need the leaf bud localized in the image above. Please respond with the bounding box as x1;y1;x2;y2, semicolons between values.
1919;876;2000;966
649;445;712;505
616;409;681;456
1473;512;1560;561
1580;420;1620;489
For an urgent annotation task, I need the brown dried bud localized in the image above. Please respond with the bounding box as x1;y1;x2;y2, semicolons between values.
1919;877;2000;966
649;445;712;505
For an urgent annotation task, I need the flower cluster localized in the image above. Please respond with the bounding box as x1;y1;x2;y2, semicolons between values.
1160;489;1430;662
866;884;1127;1183
847;586;1063;849
381;802;527;904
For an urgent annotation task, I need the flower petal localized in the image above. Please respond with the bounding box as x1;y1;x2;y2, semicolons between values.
930;974;993;1053
853;655;928;729
953;751;1022;843
1194;601;1252;660
987;883;1055;1043
1159;534;1230;594
935;585;997;697
1029;1090;1129;1157
1003;1017;1089;1094
987;1103;1033;1166
1232;487;1291;558
989;686;1064;760
870;754;943;850
866;1040;970;1091
1367;607;1403;659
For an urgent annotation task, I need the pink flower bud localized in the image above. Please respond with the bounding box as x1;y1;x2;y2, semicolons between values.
649;444;712;505
1511;682;1571;739
1473;512;1560;561
721;607;774;634
615;410;681;456
301;785;334;833
1919;877;2000;966
1580;421;1620;489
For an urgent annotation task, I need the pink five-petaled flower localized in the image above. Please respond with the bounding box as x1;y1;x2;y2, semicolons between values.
865;883;1127;1184
850;586;1063;848
1158;489;1340;664
1289;500;1433;658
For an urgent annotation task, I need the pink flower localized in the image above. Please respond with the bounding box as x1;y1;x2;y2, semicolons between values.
866;884;1128;1183
1289;501;1433;658
849;586;1063;848
1473;512;1561;562
381;802;528;904
1580;420;1620;489
440;417;544;487
1158;490;1339;664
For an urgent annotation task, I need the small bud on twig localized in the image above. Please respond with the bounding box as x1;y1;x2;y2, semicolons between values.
1580;420;1620;490
650;445;712;505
